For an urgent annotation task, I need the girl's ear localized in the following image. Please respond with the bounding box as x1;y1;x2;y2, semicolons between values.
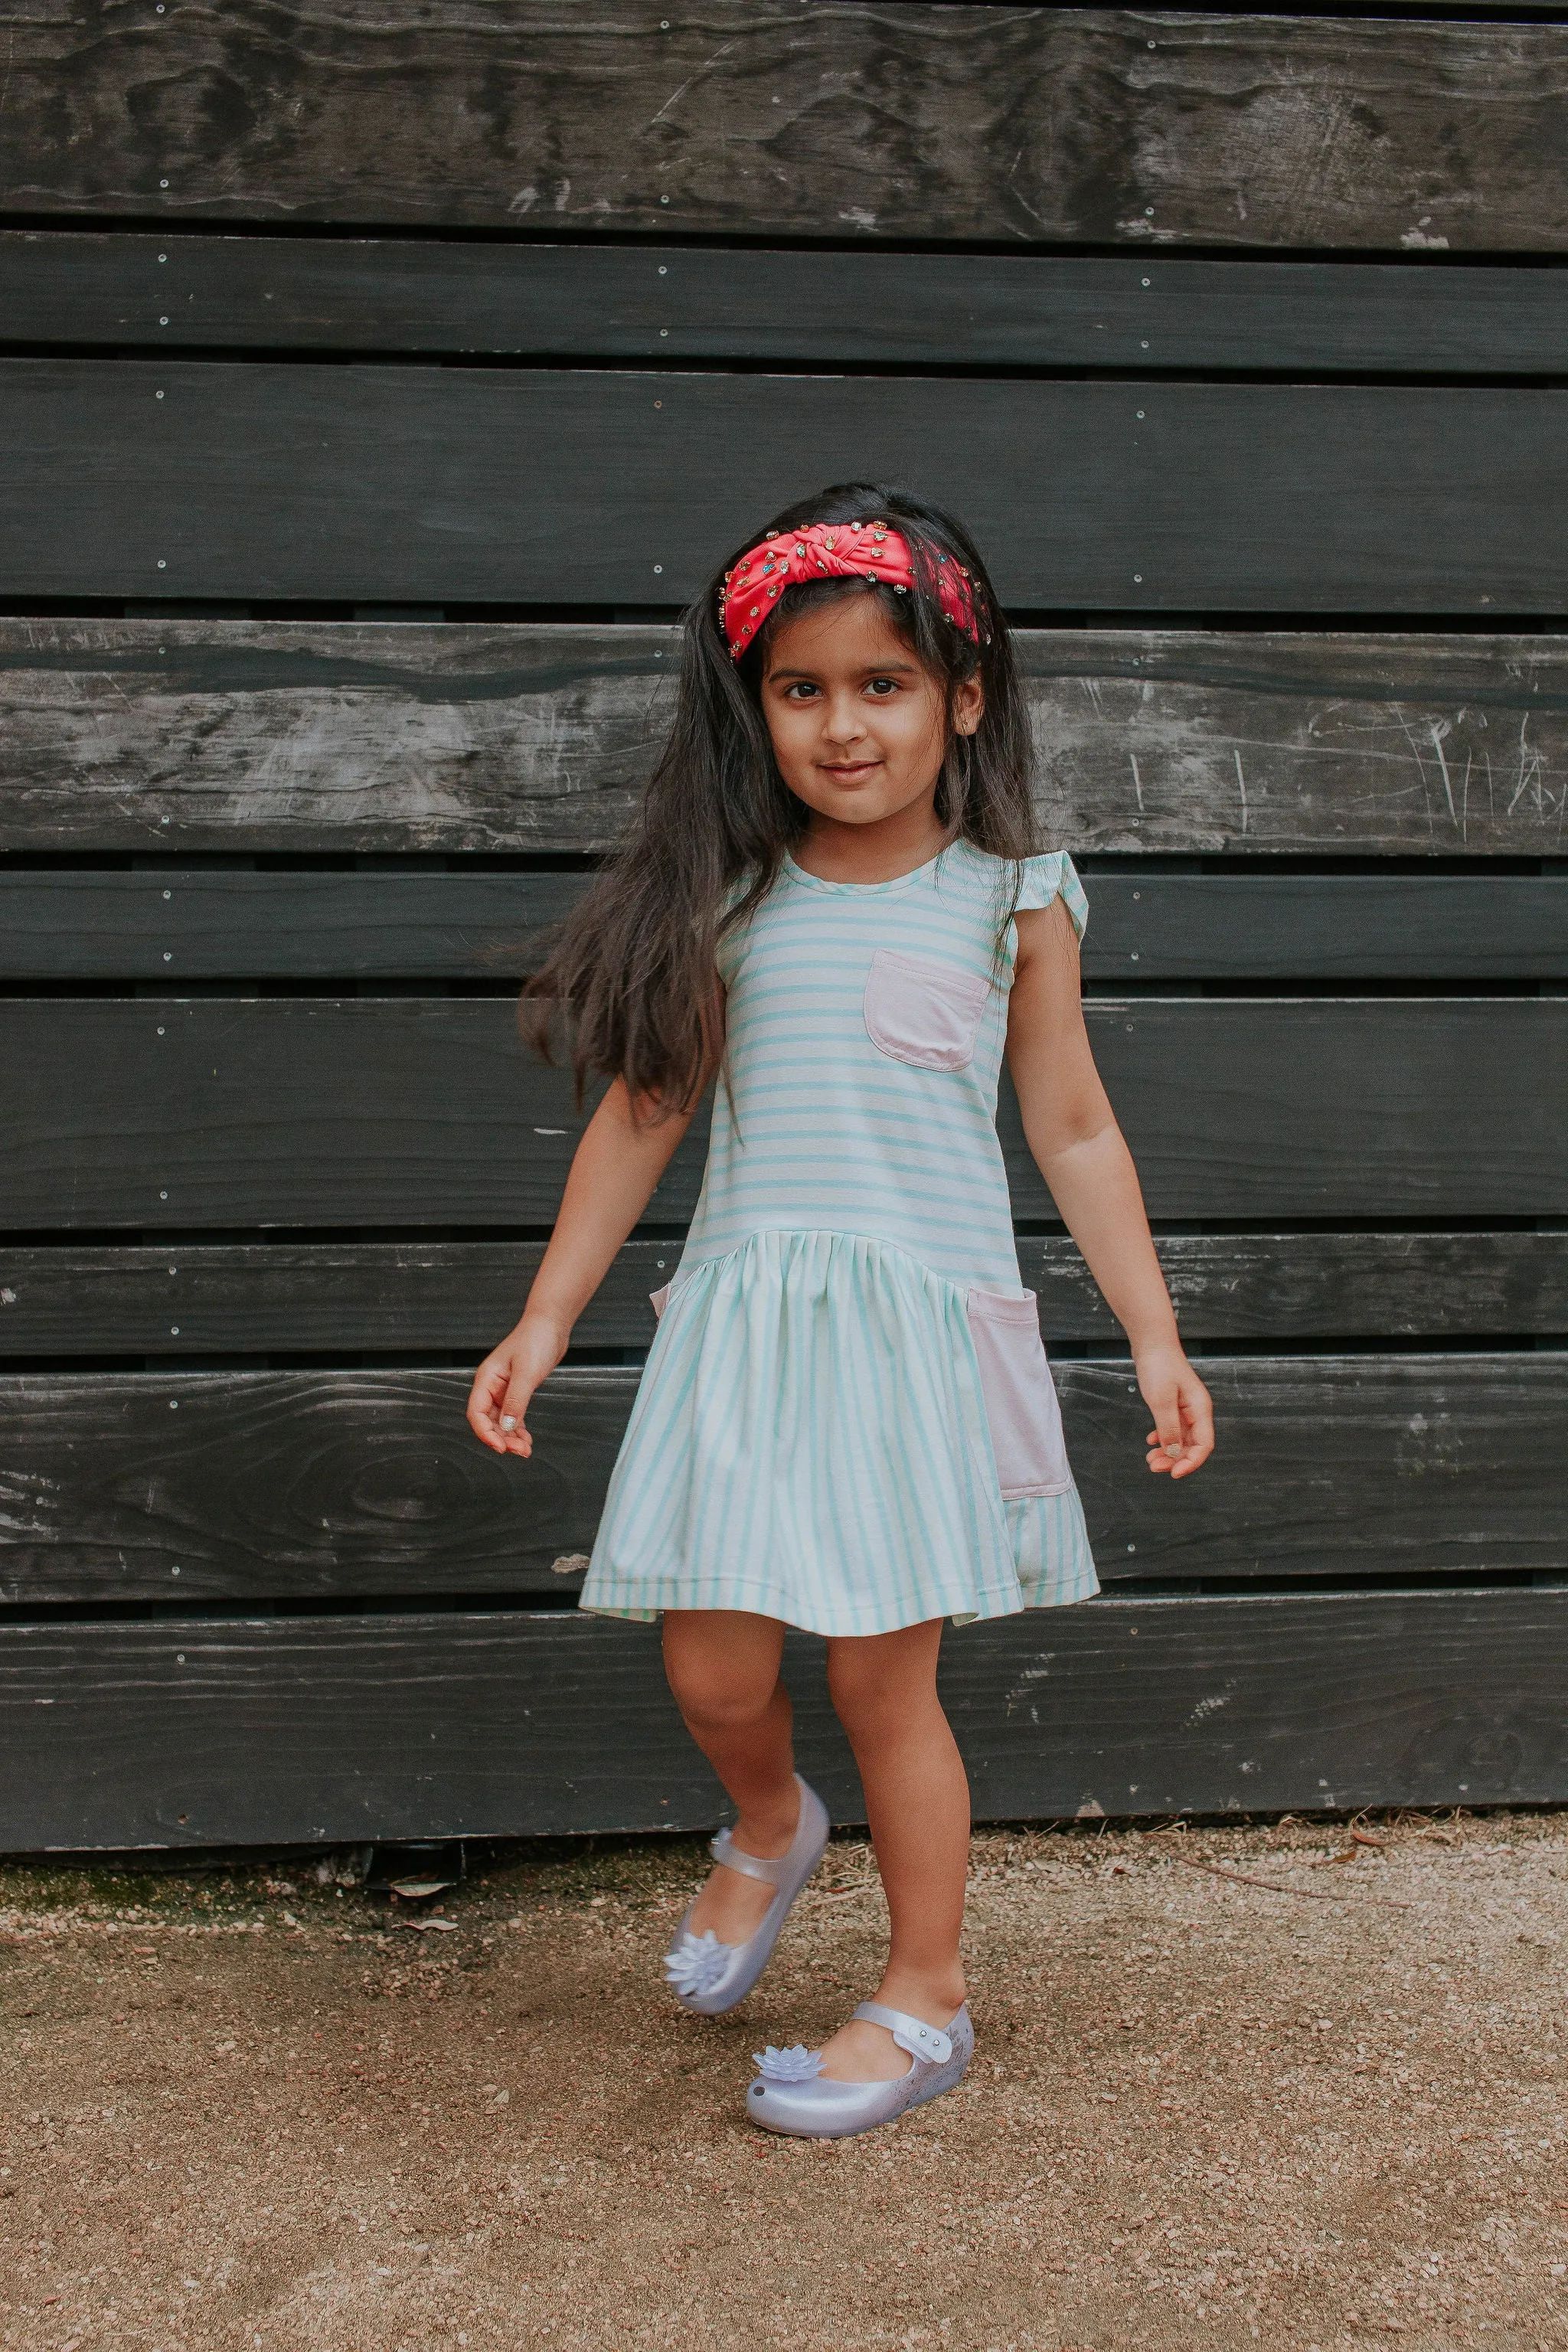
952;673;985;737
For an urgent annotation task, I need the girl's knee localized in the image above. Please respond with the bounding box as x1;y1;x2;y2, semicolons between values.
664;1642;780;1735
826;1634;941;1740
674;1675;779;1737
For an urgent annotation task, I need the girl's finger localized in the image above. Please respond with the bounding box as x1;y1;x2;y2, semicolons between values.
1166;1377;1216;1478
466;1359;513;1452
495;1373;538;1456
1142;1387;1186;1472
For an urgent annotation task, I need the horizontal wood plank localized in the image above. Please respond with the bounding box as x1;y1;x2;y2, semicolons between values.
1083;875;1568;982
2;1589;1565;1847
6;5;1568;253
1034;1233;1568;1348
5;622;1566;856
0;1356;1560;1606
11;233;1568;372
5;362;1568;610
0;871;574;979
5;1233;1563;1358
0;997;1558;1230
2;869;1560;981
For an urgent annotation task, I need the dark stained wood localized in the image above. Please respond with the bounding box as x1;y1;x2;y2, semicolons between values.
11;232;1568;373
1025;1233;1568;1348
2;868;1560;982
1083;875;1568;982
950;1590;1568;1826
6;5;1568;253
2;996;1558;1230
2;1589;1566;1847
5;361;1568;611
0;1355;1560;1606
0;996;597;1230
5;1233;1563;1359
0;871;578;980
1065;1354;1568;1589
1064;1001;1566;1223
0;1239;676;1356
5;621;1566;857
0;1369;625;1607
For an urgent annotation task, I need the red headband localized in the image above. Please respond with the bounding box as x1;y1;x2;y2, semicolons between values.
720;521;981;660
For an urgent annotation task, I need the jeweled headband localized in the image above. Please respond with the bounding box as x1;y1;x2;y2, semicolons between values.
720;521;981;660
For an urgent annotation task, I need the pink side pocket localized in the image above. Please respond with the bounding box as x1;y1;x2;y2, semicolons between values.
965;1286;1073;1498
650;1283;672;1320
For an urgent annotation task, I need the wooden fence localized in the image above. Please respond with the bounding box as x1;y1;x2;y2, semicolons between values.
0;1;1563;1847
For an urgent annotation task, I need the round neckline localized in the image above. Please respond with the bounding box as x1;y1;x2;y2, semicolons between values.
783;845;949;897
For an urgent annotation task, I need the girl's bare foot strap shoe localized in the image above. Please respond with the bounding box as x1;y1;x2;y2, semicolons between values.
746;2001;975;2138
662;1775;830;2017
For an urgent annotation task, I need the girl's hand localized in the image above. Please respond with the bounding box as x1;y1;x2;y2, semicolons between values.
1135;1343;1214;1479
466;1311;570;1459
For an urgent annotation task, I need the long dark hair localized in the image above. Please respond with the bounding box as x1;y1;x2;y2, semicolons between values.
524;482;1037;1112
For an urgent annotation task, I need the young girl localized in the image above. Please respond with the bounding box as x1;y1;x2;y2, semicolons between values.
468;485;1214;2140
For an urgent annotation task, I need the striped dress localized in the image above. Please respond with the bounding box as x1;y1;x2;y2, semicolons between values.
579;840;1099;1636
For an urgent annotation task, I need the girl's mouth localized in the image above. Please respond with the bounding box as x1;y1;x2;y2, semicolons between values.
820;760;881;780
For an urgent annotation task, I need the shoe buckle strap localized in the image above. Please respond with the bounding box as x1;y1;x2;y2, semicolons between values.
854;2001;953;2065
709;1826;788;1886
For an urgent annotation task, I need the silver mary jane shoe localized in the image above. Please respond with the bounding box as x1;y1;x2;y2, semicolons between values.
662;1775;830;2017
746;2000;975;2139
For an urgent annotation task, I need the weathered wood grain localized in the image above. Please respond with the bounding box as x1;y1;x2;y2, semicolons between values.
1026;1233;1568;1348
5;361;1568;611
1;997;1557;1230
1029;632;1568;854
5;1233;1562;1358
0;1356;1560;1606
6;5;1568;253
0;621;673;854
3;868;1560;981
1064;1354;1568;1589
4;622;1565;855
11;232;1568;371
0;1369;625;1606
2;1589;1565;1847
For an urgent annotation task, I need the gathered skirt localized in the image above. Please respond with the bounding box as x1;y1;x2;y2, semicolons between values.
578;1227;1099;1638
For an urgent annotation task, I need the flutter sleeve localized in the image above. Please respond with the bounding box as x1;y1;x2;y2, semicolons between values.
1014;851;1088;942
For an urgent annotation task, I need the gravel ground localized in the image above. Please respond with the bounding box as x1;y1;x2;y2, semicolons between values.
2;1810;1566;2352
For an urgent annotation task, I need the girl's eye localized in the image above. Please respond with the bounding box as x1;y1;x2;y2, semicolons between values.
783;681;820;701
866;678;900;696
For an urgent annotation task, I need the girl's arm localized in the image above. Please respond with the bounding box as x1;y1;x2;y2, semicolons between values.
466;1077;696;1459
1007;899;1214;1478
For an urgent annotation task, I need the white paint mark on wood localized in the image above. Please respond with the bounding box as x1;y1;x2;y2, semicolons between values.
1429;718;1457;831
646;41;739;130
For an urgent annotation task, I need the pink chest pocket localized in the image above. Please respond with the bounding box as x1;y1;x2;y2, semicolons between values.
863;949;991;1073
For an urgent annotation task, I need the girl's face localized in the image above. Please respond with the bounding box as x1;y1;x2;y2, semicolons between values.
760;591;982;834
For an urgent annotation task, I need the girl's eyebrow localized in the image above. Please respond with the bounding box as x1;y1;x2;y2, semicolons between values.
768;661;921;681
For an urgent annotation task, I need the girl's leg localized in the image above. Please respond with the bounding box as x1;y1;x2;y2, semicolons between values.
662;1609;799;1944
818;1618;969;2082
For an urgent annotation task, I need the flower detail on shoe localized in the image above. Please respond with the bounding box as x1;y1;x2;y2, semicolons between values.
753;2043;823;2083
662;1928;733;1998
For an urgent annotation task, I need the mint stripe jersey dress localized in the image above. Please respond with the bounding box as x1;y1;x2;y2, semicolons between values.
579;841;1100;1636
